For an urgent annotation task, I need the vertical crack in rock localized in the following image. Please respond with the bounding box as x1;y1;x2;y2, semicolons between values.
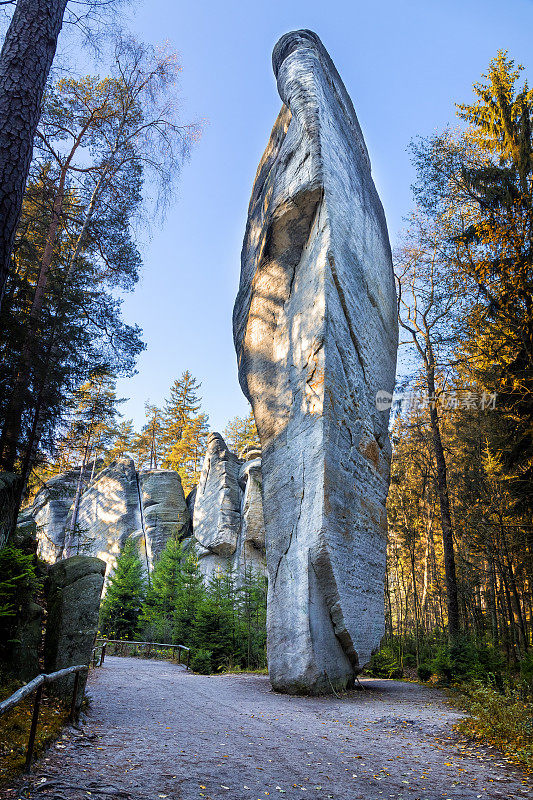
233;29;398;694
272;459;304;589
327;253;366;383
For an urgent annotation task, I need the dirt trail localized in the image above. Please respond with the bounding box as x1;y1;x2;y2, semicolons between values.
3;656;529;800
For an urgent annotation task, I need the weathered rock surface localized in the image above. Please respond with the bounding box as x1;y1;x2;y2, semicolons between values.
31;467;91;562
193;433;242;558
74;456;142;575
237;457;265;570
11;601;43;681
192;433;266;580
44;556;105;702
139;469;190;561
20;447;263;585
233;30;398;693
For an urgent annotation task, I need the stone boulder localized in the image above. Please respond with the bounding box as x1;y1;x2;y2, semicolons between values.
191;434;266;581
238;458;265;569
10;601;43;681
233;30;398;693
31;468;91;563
44;556;105;703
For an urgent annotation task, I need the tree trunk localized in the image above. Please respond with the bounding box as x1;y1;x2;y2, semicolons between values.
425;356;460;640
0;0;68;309
0;160;107;472
62;434;91;558
0;177;67;470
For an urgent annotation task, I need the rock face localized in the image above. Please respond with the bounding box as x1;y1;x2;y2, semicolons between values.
22;447;265;585
192;433;266;580
139;469;190;561
44;556;105;702
74;456;142;574
233;30;398;693
193;433;242;558
31;467;91;562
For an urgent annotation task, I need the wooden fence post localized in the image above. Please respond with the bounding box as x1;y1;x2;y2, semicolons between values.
69;671;81;724
24;684;43;772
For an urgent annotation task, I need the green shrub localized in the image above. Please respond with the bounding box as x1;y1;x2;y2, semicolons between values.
190;649;213;674
0;545;39;666
403;653;416;668
431;636;504;685
520;651;533;693
458;683;533;767
417;663;432;681
366;646;403;679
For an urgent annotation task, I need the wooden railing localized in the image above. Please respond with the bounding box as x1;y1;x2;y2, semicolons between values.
0;664;88;772
91;640;107;667
97;638;191;668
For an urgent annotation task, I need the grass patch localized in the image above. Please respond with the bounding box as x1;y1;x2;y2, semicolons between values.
0;679;69;783
219;666;269;675
456;682;533;769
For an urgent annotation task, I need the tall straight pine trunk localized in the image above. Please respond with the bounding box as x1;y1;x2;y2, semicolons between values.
426;354;460;640
0;0;68;309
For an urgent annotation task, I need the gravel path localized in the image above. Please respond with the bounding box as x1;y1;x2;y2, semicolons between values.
4;656;530;800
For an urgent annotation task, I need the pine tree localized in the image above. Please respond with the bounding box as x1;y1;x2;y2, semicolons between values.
105;420;136;464
173;550;206;647
99;539;146;640
194;568;239;671
61;371;123;556
160;371;209;492
164;414;209;493
140;535;185;642
132;403;165;470
223;410;260;457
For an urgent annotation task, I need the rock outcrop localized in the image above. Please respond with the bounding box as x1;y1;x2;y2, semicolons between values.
192;433;266;580
233;30;398;693
193;433;242;558
21;446;266;585
44;556;105;703
139;469;191;560
24;468;87;561
73;456;142;574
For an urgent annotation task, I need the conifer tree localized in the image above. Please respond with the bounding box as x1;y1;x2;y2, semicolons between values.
160;371;209;492
132;403;165;470
223;410;260;457
99;539;146;640
140;535;185;642
173;550;206;647
105;420;136;464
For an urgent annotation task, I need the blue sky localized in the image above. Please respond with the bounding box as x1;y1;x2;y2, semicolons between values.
109;0;532;434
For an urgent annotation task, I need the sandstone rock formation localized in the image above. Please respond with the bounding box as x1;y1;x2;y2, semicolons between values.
192;433;266;580
139;469;191;559
73;456;142;574
21;467;87;561
21;445;266;584
233;30;398;693
44;555;105;703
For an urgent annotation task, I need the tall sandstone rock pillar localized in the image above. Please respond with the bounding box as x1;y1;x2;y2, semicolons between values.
233;30;398;693
44;556;105;703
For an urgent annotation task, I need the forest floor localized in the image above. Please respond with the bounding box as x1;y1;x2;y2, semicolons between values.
1;655;530;800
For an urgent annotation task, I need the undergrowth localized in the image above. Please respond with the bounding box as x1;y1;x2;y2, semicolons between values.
0;679;69;782
456;682;533;769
